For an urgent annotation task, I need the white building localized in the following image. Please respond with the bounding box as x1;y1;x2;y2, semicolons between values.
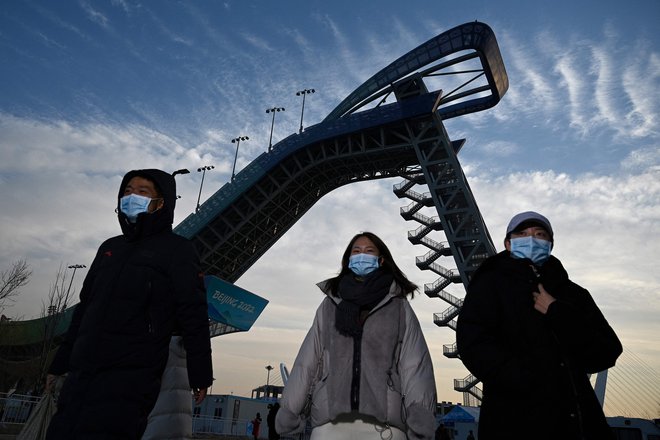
193;393;278;439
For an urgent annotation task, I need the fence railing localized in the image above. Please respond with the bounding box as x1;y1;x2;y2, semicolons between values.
0;393;312;439
192;414;312;439
0;392;41;425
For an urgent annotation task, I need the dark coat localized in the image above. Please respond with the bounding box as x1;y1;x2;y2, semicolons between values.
46;169;213;440
456;251;622;440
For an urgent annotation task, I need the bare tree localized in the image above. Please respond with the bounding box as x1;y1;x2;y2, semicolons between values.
41;264;76;318
0;260;32;392
0;259;32;314
36;264;80;389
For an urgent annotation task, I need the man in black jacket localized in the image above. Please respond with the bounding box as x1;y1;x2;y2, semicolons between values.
45;169;213;439
456;211;622;440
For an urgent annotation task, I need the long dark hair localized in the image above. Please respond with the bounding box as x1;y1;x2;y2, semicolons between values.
326;232;418;298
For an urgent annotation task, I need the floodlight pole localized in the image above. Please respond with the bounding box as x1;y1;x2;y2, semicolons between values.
231;136;249;181
196;165;214;213
266;107;285;152
296;89;315;133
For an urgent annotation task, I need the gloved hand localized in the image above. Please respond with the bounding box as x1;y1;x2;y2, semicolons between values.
536;256;569;297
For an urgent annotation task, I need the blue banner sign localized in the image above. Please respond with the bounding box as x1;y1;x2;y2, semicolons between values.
205;275;269;331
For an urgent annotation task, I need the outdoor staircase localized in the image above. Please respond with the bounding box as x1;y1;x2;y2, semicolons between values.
442;342;459;359
392;120;497;406
394;175;463;333
454;374;483;407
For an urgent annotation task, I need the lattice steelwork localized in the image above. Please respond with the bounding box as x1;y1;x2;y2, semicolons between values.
178;100;437;281
394;112;494;406
175;21;508;404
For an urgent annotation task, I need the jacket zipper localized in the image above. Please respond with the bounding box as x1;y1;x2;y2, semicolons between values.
350;333;362;410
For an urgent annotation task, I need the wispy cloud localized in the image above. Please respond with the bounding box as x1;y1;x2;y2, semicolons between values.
1;13;69;56
79;0;110;29
31;2;91;43
554;49;591;134
145;7;195;48
110;0;131;15
479;140;520;157
621;146;660;172
312;14;364;85
591;46;619;127
622;50;660;138
495;30;560;122
0;113;185;174
240;32;275;53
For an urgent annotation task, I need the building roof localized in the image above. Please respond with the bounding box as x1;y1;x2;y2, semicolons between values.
441;405;480;423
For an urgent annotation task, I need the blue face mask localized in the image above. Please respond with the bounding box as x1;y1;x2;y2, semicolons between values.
348;253;380;276
510;236;552;265
120;194;154;223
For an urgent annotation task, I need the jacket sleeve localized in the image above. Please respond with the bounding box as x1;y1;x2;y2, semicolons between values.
170;239;213;389
456;272;535;393
399;301;436;440
48;244;104;375
537;257;623;372
276;300;324;435
543;284;622;372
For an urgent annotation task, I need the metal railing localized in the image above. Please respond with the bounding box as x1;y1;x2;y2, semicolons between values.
192;415;311;439
0;392;41;426
192;415;250;436
0;394;309;439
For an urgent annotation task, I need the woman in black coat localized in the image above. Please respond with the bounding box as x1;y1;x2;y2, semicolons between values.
456;211;622;440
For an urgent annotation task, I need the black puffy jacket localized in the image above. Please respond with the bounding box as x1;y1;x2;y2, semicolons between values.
456;251;622;440
47;169;212;439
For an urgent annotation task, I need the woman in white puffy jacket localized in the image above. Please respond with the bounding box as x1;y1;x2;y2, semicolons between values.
276;232;437;440
142;336;193;440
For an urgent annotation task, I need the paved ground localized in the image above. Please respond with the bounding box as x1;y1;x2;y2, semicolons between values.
0;432;253;440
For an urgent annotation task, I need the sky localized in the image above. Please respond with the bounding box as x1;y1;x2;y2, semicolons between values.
1;0;659;418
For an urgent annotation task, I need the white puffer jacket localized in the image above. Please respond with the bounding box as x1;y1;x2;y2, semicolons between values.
142;336;193;440
276;282;437;439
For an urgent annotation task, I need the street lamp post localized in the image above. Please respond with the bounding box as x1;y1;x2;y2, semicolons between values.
64;264;86;311
231;136;249;181
296;88;315;133
265;365;273;386
265;364;274;398
196;165;214;213
266;107;285;152
172;169;190;202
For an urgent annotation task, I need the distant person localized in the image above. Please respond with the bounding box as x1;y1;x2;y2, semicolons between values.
466;429;475;440
267;403;281;440
456;211;622;440
45;169;213;439
276;232;436;439
435;423;450;440
252;412;262;439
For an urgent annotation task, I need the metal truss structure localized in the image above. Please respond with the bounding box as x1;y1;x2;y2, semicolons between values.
175;21;508;404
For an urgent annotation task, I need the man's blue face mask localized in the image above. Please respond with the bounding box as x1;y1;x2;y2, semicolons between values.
120;194;154;223
348;253;380;276
510;236;552;265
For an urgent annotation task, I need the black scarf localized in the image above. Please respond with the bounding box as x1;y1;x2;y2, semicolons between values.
335;270;394;337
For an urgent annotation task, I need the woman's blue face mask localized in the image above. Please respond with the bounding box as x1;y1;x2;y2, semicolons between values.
348;253;380;276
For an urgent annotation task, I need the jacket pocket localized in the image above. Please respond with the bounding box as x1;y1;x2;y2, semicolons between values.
310;350;330;426
385;367;404;427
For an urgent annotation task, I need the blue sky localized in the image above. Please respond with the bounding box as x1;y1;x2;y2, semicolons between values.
1;0;659;416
